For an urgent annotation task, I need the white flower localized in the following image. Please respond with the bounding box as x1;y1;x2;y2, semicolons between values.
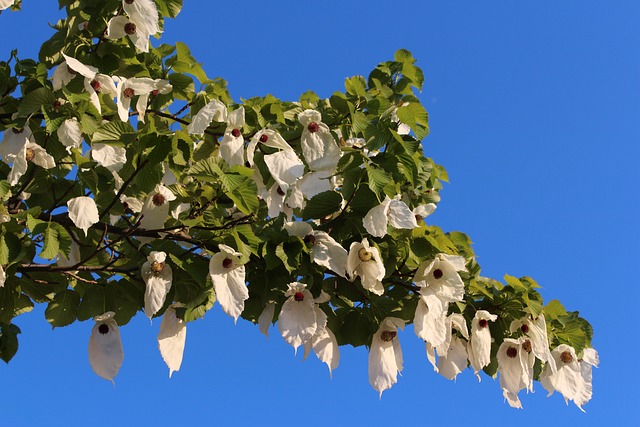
413;293;447;346
0;265;5;288
187;99;227;135
88;311;124;382
67;196;99;236
468;310;498;378
278;282;317;354
62;54;117;115
497;337;535;409
413;203;436;221
115;76;156;122
258;301;276;337
157;305;186;378
120;195;143;213
246;130;304;191
219;106;246;167
363;196;417;238
302;293;340;376
141;251;173;320
346;238;385;295
0;0;15;11
56;118;83;152
209;244;247;323
540;345;599;411
414;253;467;303
7;142;55;186
284;222;348;277
139;184;176;231
435;317;470;381
122;0;160;37
51;61;76;91
510;314;556;374
0;124;32;162
106;14;151;52
369;317;405;397
91;143;127;172
298;109;341;172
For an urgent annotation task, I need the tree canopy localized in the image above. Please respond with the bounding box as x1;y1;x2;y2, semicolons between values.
0;0;596;409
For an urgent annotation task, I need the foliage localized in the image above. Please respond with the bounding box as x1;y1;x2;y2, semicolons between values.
0;0;595;407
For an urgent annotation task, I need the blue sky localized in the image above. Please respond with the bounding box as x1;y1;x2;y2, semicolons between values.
1;1;639;426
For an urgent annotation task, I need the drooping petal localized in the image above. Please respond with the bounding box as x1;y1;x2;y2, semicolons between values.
413;292;447;345
468;310;498;378
88;312;124;383
368;317;405;397
278;283;317;353
91;143;127;172
387;198;418;229
263;149;305;189
28;143;55;169
7;148;28;186
311;324;340;377
62;53;97;79
141;251;173;320
122;0;160;35
258;302;275;338
187;99;227;134
105;15;129;40
67;196;99;236
209;245;247;323
437;336;469;380
363;198;390;238
157;305;186;378
310;231;348;277
0;265;5;288
57;118;83;152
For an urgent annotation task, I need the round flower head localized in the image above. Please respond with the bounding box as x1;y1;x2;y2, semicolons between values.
209;244;247;323
346;238;385;295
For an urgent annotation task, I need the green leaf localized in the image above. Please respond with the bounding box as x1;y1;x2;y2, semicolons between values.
45;290;80;328
40;225;60;260
92;120;136;143
345;76;367;97
365;165;392;196
396;102;429;140
17;87;55;116
302;191;343;220
219;173;259;215
0;323;20;363
544;300;568;320
156;0;183;18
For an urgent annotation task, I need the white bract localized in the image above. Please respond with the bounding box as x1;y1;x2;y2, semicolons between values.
363;195;418;238
122;0;160;37
413;203;436;221
106;14;151;52
115;76;156;122
246;129;304;192
7;142;55;186
208;244;247;323
369;317;405;397
510;314;556;374
0;124;32;161
139;184;176;231
141;251;173;320
278;282;317;354
468;309;498;378
157;305;187;378
0;0;15;11
91;143;127;172
219;106;246;167
62;54;117;115
346;238;385;295
540;345;599;411
0;265;5;288
187;99;227;134
88;312;124;383
298;109;341;172
425;312;469;378
56;118;83;152
497;337;535;409
258;301;276;338
302;292;340;376
284;222;348;278
67;196;99;236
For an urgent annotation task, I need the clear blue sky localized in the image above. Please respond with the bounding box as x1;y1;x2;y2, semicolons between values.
1;1;638;426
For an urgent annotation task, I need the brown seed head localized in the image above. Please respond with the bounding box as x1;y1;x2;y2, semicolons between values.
25;148;35;162
380;330;397;342
522;340;532;353
358;247;373;262
294;291;304;302
98;324;110;334
478;319;488;328
152;193;166;207
123;87;135;98
521;324;529;334
506;346;518;358
259;134;269;143
90;79;101;92
124;22;137;35
432;268;443;279
222;257;233;269
124;0;134;4
560;350;574;364
231;128;241;138
52;100;62;109
150;261;164;274
307;122;320;133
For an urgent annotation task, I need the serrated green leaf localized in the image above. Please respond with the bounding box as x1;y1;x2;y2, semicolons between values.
45;290;80;328
40;225;59;260
18;87;55;116
0;323;20;363
302;191;343;220
92;120;136;143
